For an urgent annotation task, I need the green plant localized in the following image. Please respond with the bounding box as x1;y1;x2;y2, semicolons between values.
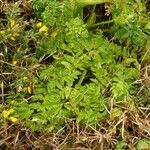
115;141;127;150
1;0;150;132
136;139;150;150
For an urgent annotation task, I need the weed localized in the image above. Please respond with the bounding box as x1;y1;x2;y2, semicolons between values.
0;0;150;137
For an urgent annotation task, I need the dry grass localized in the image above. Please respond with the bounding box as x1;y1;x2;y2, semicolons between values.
0;108;149;150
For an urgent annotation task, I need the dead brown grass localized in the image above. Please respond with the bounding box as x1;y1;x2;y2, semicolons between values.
0;108;149;150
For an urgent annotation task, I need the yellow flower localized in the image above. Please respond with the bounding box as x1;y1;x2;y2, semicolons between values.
8;33;15;40
51;31;58;38
36;22;43;28
17;47;21;52
2;110;10;118
22;86;32;94
23;77;28;80
0;30;5;34
12;60;17;65
12;32;19;37
22;87;28;93
10;19;15;28
39;25;49;33
27;86;32;94
9;117;18;123
10;37;16;41
2;109;14;118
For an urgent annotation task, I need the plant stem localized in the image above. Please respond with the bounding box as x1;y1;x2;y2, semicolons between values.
73;0;112;16
91;19;114;28
76;0;112;6
86;5;96;28
91;5;96;13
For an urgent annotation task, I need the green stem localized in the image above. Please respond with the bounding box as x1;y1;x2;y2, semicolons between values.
86;5;96;28
80;8;83;19
91;19;114;28
91;5;96;13
76;0;112;6
72;0;112;17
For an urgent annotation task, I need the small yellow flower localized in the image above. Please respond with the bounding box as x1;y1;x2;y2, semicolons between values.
27;86;32;94
20;86;32;94
0;30;5;34
10;19;15;28
2;109;14;118
12;32;19;37
12;60;17;65
2;110;10;118
9;117;18;123
39;25;49;33
51;31;58;38
23;77;28;80
17;47;21;52
22;87;28;93
10;37;16;41
36;22;43;28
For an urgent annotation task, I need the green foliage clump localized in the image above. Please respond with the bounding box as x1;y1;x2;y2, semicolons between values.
1;0;150;132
